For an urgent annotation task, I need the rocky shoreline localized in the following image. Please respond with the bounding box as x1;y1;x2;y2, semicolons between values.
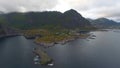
0;34;21;39
33;47;54;66
34;34;90;48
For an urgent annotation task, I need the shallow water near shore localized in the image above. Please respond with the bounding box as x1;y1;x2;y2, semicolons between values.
0;30;120;68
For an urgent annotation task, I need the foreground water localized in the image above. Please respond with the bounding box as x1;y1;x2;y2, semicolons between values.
0;30;120;68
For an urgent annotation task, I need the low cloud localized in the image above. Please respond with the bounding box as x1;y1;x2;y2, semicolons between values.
0;0;58;12
0;0;120;22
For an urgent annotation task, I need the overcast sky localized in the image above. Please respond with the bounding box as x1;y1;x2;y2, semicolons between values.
0;0;120;22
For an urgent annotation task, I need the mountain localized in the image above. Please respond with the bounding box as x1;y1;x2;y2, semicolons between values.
88;18;120;28
0;24;20;38
0;24;5;38
0;9;92;30
62;9;91;29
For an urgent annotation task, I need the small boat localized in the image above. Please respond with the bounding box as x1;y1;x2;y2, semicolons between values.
34;62;40;64
48;63;54;66
34;57;39;61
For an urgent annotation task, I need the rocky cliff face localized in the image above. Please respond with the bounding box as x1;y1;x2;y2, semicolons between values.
62;9;91;28
0;24;20;38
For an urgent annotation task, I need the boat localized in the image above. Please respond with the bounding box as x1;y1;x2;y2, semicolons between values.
48;62;54;66
34;56;39;61
34;62;40;64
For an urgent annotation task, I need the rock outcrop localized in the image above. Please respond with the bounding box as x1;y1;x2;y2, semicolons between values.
0;24;21;38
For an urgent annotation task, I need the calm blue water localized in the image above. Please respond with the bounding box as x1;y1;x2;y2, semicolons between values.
0;30;120;68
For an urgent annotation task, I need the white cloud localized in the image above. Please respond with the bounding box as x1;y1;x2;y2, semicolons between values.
0;0;58;12
51;0;71;12
86;3;120;21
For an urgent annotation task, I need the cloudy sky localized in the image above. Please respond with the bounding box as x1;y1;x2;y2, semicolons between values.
0;0;120;22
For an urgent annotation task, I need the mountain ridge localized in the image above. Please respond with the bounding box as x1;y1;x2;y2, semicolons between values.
87;18;120;28
0;9;92;30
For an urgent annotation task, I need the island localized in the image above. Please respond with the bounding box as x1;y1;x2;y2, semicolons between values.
21;28;91;47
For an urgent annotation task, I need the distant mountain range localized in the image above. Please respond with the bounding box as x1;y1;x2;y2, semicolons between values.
0;9;92;30
87;18;120;28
